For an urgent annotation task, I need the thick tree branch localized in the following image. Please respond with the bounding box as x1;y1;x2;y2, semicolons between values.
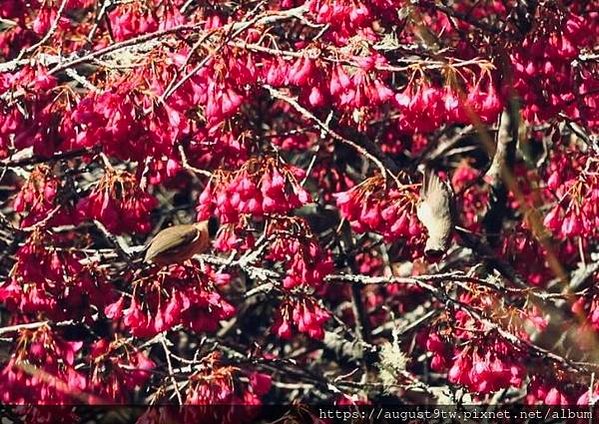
482;104;518;247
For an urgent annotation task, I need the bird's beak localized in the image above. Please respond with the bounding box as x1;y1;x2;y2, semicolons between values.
207;216;220;238
424;249;444;262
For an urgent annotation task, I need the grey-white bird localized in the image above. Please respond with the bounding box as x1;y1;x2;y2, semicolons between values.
416;167;455;259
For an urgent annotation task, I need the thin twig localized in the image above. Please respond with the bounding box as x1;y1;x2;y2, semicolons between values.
19;0;70;58
178;145;212;177
93;220;134;262
0;319;75;335
161;334;183;404
0;146;100;168
265;85;400;185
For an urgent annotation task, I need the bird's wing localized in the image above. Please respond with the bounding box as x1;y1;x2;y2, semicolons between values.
144;225;199;263
424;171;451;209
423;168;445;199
418;169;453;236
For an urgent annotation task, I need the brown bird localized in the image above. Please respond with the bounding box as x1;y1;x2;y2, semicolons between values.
416;167;455;259
144;218;218;267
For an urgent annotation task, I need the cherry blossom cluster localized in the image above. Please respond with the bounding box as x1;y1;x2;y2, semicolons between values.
0;230;111;321
0;66;57;157
235;216;334;340
13;165;74;227
264;216;334;290
272;296;331;340
335;175;424;253
422;292;527;395
77;168;157;234
67;73;187;165
512;7;599;128
311;160;357;202
89;339;155;403
451;160;488;232
197;156;311;224
306;0;385;44
185;352;271;406
0;325;156;406
105;263;235;337
572;294;599;335
0;326;87;405
543;152;599;240
527;376;593;406
108;1;187;42
447;336;525;395
394;73;502;134
499;225;555;287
